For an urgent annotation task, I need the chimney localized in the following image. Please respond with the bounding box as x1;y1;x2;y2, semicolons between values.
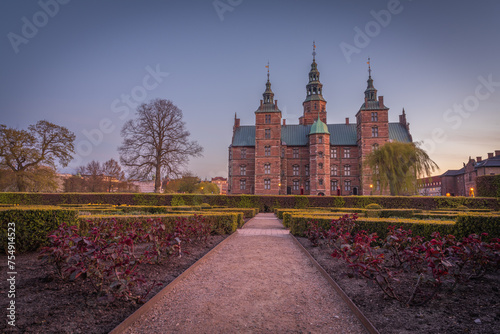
275;100;278;108
488;152;494;159
282;119;286;126
378;96;384;107
260;100;263;107
476;156;482;162
495;150;500;157
345;117;349;125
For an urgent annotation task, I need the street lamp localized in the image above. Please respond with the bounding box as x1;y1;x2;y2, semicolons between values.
369;184;373;196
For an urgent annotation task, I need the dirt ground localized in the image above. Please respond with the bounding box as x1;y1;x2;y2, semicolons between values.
0;235;226;334
297;237;500;334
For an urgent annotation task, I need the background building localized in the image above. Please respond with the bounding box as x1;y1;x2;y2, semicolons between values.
228;49;412;196
211;177;228;195
418;176;442;196
441;150;500;196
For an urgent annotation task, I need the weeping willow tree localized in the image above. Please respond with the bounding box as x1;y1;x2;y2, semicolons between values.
366;142;439;196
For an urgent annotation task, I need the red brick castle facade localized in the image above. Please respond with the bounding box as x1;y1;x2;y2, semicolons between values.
228;47;412;196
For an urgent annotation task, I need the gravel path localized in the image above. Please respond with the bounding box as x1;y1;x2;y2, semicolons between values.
121;213;366;333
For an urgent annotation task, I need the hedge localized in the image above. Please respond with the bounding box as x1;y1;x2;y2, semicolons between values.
79;212;241;235
0;209;79;253
477;175;500;198
284;212;500;240
1;193;499;211
285;213;456;239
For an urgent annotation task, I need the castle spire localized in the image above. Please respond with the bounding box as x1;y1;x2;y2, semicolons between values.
263;61;274;104
364;57;377;101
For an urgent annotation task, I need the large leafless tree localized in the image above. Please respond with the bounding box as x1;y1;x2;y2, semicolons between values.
0;120;75;191
119;99;203;192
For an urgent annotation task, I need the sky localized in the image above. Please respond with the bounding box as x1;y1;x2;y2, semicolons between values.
1;0;499;180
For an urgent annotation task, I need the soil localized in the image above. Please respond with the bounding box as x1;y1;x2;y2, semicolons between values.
0;235;227;334
296;236;500;334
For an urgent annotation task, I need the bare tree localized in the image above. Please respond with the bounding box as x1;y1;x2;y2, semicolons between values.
0;120;75;191
102;158;125;192
119;99;203;192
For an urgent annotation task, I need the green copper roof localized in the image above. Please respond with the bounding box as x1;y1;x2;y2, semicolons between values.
309;118;330;135
231;122;411;147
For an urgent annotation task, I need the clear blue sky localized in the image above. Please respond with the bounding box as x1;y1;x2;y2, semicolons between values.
1;0;499;180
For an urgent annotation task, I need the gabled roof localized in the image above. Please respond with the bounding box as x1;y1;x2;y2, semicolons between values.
232;122;412;147
476;156;500;168
441;168;465;177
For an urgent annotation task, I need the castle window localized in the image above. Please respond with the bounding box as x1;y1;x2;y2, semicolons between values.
318;136;323;144
345;180;351;191
240;165;246;176
331;180;338;191
371;112;378;121
293;180;299;191
265;129;271;139
372;143;379;152
281;148;285;158
322;105;325;112
264;163;271;174
343;148;351;158
240;179;246;190
372;126;378;137
376;180;380;191
265;114;271;124
264;179;271;190
314;102;318;110
344;165;351;176
229;149;232;160
319;163;323;170
293;165;299;176
331;165;337;176
305;164;309;176
241;148;246;159
305;180;310;191
319;178;323;186
318;151;323;158
265;146;271;156
331;147;337;159
293;148;299;159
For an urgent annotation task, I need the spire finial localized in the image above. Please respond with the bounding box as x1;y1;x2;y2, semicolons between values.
367;57;371;78
312;41;316;61
265;61;270;81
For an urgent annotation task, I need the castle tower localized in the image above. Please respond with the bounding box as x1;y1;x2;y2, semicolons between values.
309;116;330;195
254;64;282;194
300;42;327;125
356;59;390;195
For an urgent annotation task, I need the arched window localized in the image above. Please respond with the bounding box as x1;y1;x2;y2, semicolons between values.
372;143;379;152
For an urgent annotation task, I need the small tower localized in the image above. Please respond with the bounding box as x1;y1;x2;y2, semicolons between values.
356;59;390;195
254;63;282;195
309;116;331;195
300;42;327;125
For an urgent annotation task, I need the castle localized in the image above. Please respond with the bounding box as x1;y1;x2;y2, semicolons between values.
228;46;412;196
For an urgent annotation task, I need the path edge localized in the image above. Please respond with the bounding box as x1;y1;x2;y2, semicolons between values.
291;235;380;334
109;232;238;334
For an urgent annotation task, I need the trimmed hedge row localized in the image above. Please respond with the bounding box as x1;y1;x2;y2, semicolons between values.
79;212;241;236
477;174;500;198
283;212;500;240
0;209;79;253
1;193;498;211
0;208;241;254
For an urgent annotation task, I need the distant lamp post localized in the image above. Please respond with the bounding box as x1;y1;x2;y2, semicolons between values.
446;193;451;197
369;184;373;196
469;187;475;198
278;183;281;195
